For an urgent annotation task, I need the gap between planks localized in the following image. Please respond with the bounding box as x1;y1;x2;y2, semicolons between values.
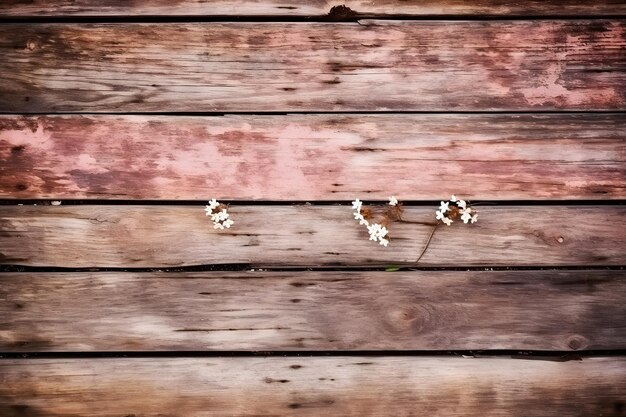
2;351;626;359
1;0;626;17
4;14;626;24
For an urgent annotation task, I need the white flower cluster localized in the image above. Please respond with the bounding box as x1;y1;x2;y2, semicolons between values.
435;194;477;226
351;196;398;247
205;199;234;229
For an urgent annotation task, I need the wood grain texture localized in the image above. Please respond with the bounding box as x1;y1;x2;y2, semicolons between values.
1;205;624;267
1;21;624;112
1;270;624;351
1;357;625;416
2;0;626;16
2;114;625;200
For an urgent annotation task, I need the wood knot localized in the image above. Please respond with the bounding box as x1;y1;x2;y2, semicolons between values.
325;5;358;21
566;334;589;351
385;306;423;332
26;40;37;51
264;377;290;384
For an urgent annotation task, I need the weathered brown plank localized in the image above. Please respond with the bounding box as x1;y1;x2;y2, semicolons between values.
2;114;624;200
1;205;624;267
1;357;624;416
1;270;624;351
1;21;624;112
2;0;626;16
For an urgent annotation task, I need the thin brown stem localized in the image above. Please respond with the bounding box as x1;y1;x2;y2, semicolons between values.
416;223;439;264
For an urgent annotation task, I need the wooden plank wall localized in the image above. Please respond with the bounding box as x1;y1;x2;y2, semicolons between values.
0;1;625;416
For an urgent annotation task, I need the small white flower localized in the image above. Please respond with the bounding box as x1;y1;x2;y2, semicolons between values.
206;200;235;230
435;210;446;221
211;211;227;222
442;217;453;226
208;199;219;210
461;210;472;224
450;195;457;202
439;201;449;212
352;198;394;247
471;214;478;224
217;210;229;221
367;224;378;238
457;200;467;210
368;223;385;241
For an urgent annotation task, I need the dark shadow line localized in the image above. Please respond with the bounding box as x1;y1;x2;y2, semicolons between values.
0;350;625;360
0;15;625;24
1;110;626;116
0;265;623;273
0;199;625;206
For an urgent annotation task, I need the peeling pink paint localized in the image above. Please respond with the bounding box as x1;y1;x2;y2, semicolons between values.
1;115;624;199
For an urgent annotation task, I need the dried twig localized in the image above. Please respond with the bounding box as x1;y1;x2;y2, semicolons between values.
416;223;439;263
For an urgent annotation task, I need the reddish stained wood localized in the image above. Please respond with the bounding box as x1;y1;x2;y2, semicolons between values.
1;0;626;16
1;357;625;416
0;21;624;112
1;270;624;351
1;114;624;200
0;205;624;267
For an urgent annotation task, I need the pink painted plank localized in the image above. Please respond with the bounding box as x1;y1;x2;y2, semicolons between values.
2;0;626;16
0;21;624;112
1;114;624;200
0;205;624;267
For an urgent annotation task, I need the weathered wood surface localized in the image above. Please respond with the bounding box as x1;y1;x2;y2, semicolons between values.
1;21;625;112
1;270;624;351
1;205;624;267
2;0;626;17
2;114;625;200
1;357;625;416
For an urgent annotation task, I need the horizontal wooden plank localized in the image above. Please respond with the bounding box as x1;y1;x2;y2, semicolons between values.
1;21;624;112
0;205;624;267
2;0;626;17
2;114;624;200
1;270;624;351
1;357;624;416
